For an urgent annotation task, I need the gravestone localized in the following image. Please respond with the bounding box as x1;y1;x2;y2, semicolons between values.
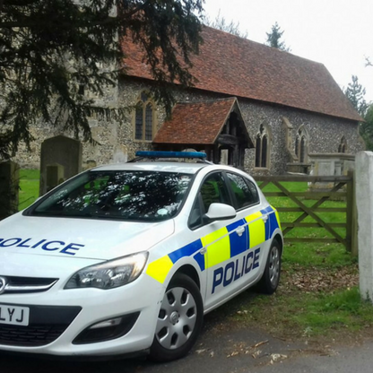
113;145;128;163
40;136;82;195
308;153;355;192
45;163;65;193
0;161;19;220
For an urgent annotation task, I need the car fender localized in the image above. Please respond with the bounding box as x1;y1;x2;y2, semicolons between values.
163;256;204;295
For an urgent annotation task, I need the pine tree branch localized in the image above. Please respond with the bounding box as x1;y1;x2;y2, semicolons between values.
0;0;203;158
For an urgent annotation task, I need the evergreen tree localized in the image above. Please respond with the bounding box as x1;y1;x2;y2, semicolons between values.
360;104;373;150
344;75;372;150
204;10;248;38
0;0;203;159
265;22;290;52
344;75;367;117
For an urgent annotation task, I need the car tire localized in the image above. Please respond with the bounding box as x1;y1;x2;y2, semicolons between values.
257;239;281;294
149;273;203;362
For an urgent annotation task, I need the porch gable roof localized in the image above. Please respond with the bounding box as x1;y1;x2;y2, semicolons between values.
153;97;253;147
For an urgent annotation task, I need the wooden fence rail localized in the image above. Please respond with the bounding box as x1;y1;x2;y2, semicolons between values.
255;172;357;254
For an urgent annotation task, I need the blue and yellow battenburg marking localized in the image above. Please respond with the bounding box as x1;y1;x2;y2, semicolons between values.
146;206;281;284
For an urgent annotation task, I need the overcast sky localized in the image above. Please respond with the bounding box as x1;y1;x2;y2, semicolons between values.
202;0;373;104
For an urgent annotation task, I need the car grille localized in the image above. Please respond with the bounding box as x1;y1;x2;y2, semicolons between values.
0;324;66;346
0;305;82;347
0;275;58;294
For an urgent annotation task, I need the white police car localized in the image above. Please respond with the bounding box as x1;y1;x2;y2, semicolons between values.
0;151;283;361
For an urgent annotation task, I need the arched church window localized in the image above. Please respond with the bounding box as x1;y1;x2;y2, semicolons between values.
295;127;308;163
134;93;156;141
255;124;269;168
338;136;347;153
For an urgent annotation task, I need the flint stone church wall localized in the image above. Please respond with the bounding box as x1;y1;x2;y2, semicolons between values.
116;79;364;175
12;78;364;175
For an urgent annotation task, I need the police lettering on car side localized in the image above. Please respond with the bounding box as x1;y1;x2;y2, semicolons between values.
0;151;283;362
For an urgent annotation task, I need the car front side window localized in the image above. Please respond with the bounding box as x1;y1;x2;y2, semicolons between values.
226;172;260;210
188;172;231;230
200;173;231;213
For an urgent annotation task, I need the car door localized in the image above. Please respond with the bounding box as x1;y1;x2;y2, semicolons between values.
188;171;249;310
224;172;271;292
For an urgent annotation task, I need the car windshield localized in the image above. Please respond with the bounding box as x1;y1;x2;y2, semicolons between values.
28;170;193;221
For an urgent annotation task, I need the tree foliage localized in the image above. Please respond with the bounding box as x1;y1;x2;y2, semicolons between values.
204;10;248;38
360;104;373;150
265;22;290;52
344;75;373;150
344;75;367;117
361;58;373;149
0;0;203;159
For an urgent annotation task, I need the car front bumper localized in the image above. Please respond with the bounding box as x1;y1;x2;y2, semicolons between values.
0;274;164;357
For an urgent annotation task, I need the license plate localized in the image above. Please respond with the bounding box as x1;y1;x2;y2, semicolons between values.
0;304;30;326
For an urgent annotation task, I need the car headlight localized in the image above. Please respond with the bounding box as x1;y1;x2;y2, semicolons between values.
64;252;148;290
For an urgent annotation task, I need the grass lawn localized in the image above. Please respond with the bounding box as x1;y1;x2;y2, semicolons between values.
18;169;40;211
16;173;371;343
220;180;371;344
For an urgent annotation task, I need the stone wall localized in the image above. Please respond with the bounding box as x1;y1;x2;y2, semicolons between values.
11;78;365;176
11;79;119;170
240;101;364;175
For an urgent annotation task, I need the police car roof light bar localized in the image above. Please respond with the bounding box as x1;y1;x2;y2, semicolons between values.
134;151;207;160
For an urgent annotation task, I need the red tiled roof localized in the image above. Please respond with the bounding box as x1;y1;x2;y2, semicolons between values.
153;98;237;144
122;26;361;122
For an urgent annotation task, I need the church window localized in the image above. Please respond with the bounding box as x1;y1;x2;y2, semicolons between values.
295;127;308;163
338;136;347;153
134;93;155;141
255;124;269;168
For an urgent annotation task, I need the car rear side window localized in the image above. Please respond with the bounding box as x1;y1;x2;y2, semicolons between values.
226;173;259;210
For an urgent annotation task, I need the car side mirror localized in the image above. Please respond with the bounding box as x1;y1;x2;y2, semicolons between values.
203;203;236;223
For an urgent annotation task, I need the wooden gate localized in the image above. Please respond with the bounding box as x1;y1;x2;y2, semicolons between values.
255;171;357;254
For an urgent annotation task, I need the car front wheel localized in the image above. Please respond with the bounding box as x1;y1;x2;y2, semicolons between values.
149;273;203;362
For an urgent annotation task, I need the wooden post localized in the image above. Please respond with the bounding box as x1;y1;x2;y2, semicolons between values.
346;169;358;255
350;169;358;256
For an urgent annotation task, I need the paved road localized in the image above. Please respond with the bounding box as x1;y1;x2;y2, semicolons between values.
260;343;373;373
0;293;372;373
1;316;372;373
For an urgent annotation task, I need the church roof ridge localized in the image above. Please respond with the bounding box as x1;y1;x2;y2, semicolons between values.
122;25;362;122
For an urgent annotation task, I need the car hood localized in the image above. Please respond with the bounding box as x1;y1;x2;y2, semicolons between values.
0;213;175;261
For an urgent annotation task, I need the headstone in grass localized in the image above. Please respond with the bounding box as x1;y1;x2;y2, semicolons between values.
308;153;355;197
45;163;65;193
0;161;19;220
40;135;82;195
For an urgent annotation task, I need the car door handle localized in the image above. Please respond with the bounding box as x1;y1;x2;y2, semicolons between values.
262;214;268;223
236;226;245;236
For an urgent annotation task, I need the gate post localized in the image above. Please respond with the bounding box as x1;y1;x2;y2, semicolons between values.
356;151;373;301
346;169;358;255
